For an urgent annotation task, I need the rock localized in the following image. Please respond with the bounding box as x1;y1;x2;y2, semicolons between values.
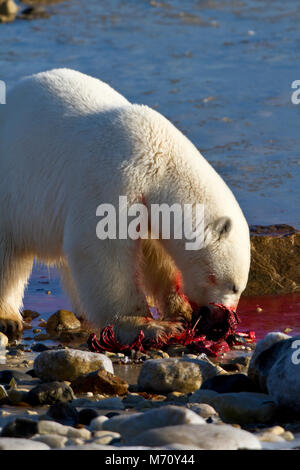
0;332;8;348
72;398;95;407
7;348;24;357
46;310;81;334
248;332;300;412
18;5;49;20
165;344;191;356
78;408;99;426
0;0;18;23
188;389;219;404
205;392;277;425
103;405;205;442
34;349;113;382
187;403;217;419
66;426;91;440
71;369;128;396
38;420;69;436
105;412;120;418
46;402;79;426
1;418;38;438
0;369;32;384
201;373;260;394
261;425;285;436
0;437;49;450
282;431;294;441
22;309;39;320
248;332;291;392
32;343;51;352
33;434;67;449
94;397;125;410
38;420;90;440
66;437;85;446
220;355;251;373
189;388;278;425
264;336;300;411
257;431;285;443
89;415;108;431
26;381;75;406
245;225;300;295
138;358;219;393
92;430;121;445
0;384;8;401
7;389;29;405
128;423;261;449
147;349;169;359
123;393;150;408
165;396;188;406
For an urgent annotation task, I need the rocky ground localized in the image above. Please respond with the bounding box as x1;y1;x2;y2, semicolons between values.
0;308;299;450
0;224;299;450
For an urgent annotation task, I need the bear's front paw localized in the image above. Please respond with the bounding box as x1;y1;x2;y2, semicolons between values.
0;318;23;341
153;320;185;342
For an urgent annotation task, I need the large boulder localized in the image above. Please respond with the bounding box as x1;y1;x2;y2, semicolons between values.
26;382;75;406
34;349;113;382
71;369;128;396
127;423;261;449
245;225;300;295
46;310;81;334
248;332;291;392
138;358;221;393
249;333;300;411
189;389;278;425
103;405;204;443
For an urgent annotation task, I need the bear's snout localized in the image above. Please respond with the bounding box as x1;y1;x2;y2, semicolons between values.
193;303;239;341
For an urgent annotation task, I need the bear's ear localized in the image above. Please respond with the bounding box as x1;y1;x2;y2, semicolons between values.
205;216;232;244
214;216;232;239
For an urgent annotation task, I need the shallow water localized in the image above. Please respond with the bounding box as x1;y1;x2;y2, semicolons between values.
0;0;299;227
0;1;299;334
22;264;300;346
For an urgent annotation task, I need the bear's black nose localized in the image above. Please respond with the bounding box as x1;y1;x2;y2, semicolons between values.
197;306;211;318
194;305;229;341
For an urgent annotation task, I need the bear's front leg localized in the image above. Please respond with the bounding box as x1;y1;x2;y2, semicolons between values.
64;235;184;344
0;246;33;340
162;289;193;323
141;239;193;324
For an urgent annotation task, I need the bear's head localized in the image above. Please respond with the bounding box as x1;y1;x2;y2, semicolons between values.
180;215;250;322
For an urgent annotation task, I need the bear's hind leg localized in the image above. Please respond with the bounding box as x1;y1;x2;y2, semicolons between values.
0;239;33;339
59;264;83;315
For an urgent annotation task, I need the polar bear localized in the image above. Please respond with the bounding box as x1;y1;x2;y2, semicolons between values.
0;69;250;341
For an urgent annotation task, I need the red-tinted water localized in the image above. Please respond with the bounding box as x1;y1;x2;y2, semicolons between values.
238;293;300;339
23;265;300;341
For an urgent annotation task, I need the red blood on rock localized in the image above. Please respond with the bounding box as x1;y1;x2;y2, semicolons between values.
87;303;256;358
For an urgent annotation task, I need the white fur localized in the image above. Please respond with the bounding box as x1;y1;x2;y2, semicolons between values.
0;69;250;340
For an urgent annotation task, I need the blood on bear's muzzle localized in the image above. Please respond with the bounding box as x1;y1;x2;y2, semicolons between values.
192;303;240;341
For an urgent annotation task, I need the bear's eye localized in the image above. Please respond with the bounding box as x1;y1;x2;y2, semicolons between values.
232;284;238;294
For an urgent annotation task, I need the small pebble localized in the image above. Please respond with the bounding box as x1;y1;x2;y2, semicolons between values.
92;430;120;445
282;431;294;441
0;332;8;348
89;416;108;431
257;432;285;443
78;408;99;426
33;434;67;449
